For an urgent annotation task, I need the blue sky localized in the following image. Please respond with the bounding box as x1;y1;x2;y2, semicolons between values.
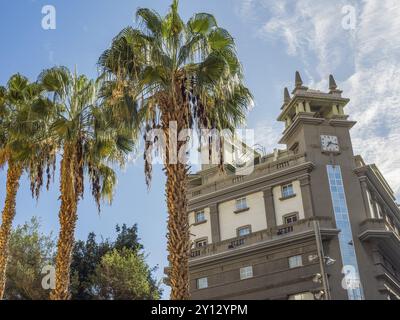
0;0;399;299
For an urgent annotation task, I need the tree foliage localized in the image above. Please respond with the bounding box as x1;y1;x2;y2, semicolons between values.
99;0;253;186
4;217;55;300
4;219;161;300
0;73;56;197
70;224;161;300
92;248;160;300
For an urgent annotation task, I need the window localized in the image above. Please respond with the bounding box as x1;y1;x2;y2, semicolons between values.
195;211;206;223
288;292;314;300
235;197;248;211
195;238;207;248
288;255;303;268
240;266;253;280
385;214;393;230
282;184;295;198
237;226;251;237
197;277;208;289
327;165;364;300
376;203;383;219
366;190;375;218
284;213;298;224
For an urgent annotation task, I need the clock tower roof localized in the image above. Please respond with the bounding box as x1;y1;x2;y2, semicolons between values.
278;72;350;123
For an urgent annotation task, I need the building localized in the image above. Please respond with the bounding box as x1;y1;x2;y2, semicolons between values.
186;72;400;300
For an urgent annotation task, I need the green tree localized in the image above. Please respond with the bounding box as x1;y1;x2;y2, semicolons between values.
70;224;161;300
99;0;252;299
4;217;55;300
70;232;109;300
38;67;134;299
92;248;160;300
0;75;56;299
114;224;143;252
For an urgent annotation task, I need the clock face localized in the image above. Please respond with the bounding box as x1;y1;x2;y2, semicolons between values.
321;135;340;152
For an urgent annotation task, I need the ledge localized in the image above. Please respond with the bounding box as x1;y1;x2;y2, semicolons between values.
234;207;250;214
279;194;296;201
279;115;324;144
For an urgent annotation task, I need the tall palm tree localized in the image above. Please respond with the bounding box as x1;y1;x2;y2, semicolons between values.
38;67;134;300
0;74;56;299
99;0;253;299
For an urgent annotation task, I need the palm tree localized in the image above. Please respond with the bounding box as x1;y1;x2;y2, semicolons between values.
0;74;56;299
38;67;134;300
99;0;253;299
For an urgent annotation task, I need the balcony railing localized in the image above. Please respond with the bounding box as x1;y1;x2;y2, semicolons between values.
228;238;245;249
190;217;334;260
277;225;294;235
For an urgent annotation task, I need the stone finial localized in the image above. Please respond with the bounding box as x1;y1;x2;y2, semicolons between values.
292;71;308;94
329;74;337;91
295;71;303;88
284;87;291;103
329;74;342;95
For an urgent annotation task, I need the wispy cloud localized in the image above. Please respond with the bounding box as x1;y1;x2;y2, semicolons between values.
236;0;400;198
254;119;284;152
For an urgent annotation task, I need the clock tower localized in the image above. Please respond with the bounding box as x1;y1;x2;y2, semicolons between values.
277;72;370;300
277;71;354;159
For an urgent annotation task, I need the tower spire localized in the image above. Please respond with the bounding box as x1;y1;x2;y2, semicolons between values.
329;74;342;95
292;71;308;94
329;74;337;90
284;87;291;103
295;71;303;88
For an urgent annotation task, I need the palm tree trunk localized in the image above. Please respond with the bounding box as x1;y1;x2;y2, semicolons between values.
51;145;78;300
162;97;191;300
165;162;190;300
0;163;22;299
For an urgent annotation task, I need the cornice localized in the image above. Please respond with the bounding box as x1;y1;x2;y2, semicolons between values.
188;162;315;210
328;118;357;128
279;115;324;144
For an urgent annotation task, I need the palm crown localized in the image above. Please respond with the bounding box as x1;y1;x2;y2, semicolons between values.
39;67;133;208
0;74;56;197
99;0;253;183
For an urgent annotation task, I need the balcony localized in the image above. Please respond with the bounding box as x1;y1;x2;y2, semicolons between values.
359;219;400;248
190;217;336;261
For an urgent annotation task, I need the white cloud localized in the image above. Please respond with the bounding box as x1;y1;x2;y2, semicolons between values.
237;0;400;198
234;0;257;22
345;0;400;198
253;119;284;153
